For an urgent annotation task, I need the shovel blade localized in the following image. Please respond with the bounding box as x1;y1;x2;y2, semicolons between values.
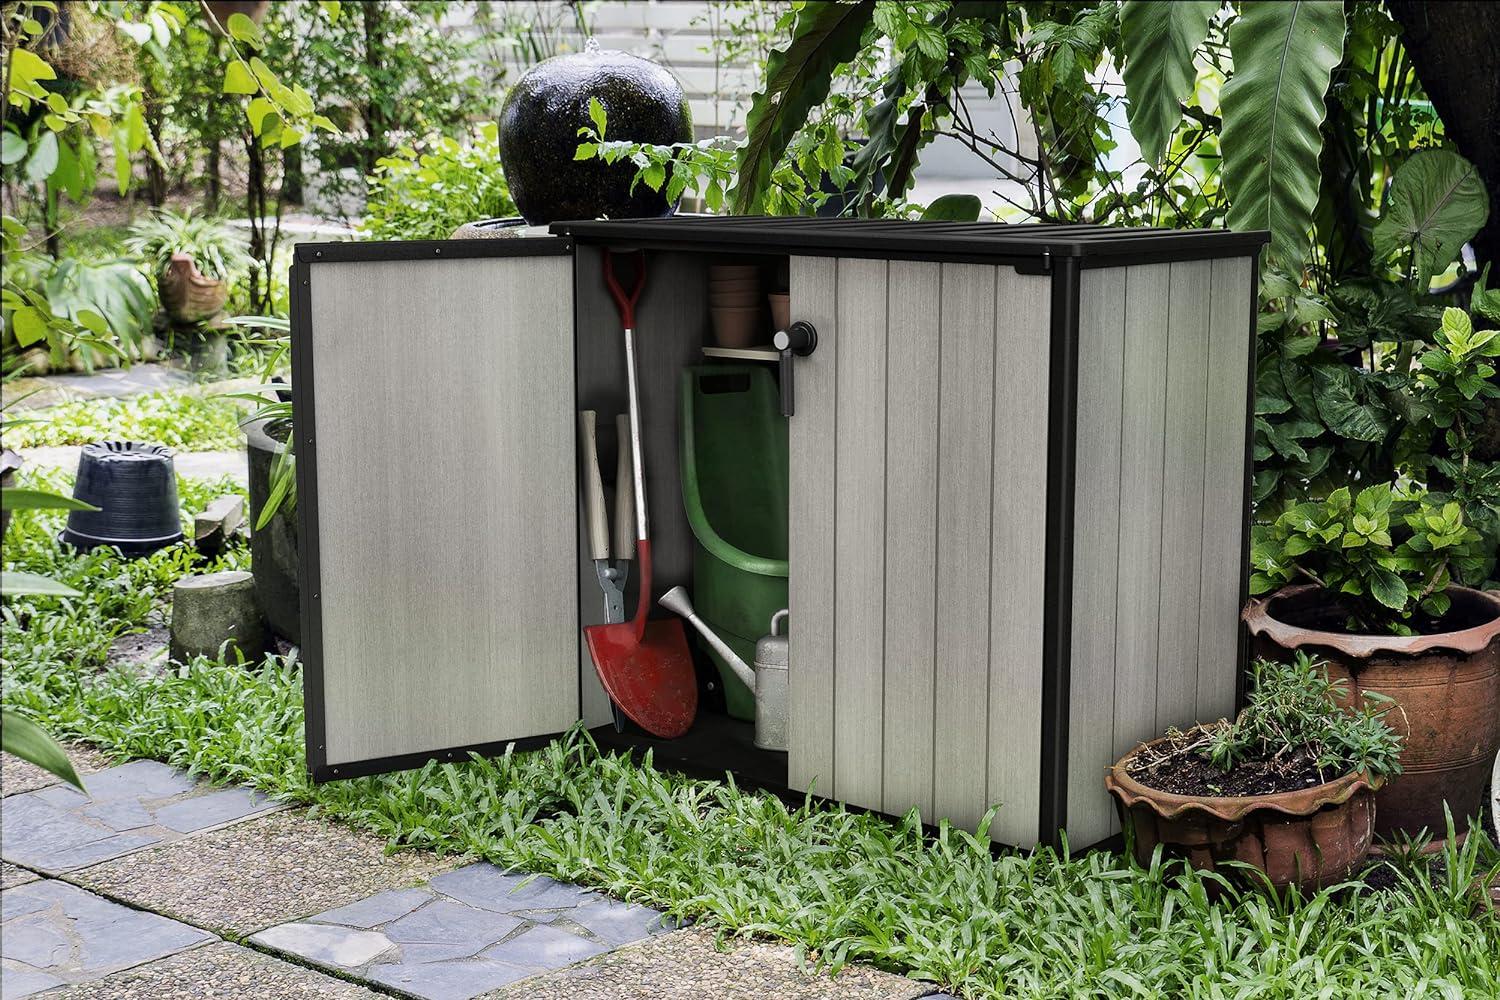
584;618;698;739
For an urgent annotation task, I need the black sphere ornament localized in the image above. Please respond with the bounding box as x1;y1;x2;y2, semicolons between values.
498;43;693;225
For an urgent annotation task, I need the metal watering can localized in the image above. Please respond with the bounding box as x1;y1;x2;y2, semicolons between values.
658;587;788;751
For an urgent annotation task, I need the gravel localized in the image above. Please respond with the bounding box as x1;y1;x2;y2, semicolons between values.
71;808;469;935
45;941;381;999
481;927;942;1000
1;745;117;797
2;860;40;889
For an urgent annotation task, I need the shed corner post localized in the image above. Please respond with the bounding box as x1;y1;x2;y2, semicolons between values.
1038;253;1082;849
1235;249;1263;716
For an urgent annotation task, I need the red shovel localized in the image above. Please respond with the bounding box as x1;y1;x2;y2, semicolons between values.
583;250;698;739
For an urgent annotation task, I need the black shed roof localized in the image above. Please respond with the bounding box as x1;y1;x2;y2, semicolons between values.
550;216;1267;269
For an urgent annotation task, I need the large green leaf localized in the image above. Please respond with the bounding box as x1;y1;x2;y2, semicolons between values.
1372;149;1489;289
1310;364;1391;442
732;0;875;215
1;571;82;597
1119;1;1219;165
1;710;83;789
921;194;982;222
1221;1;1345;265
0;487;97;512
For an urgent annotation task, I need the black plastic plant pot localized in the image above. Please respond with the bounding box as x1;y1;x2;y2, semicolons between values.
61;442;183;557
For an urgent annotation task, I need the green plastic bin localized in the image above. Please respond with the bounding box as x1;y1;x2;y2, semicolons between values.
679;365;788;720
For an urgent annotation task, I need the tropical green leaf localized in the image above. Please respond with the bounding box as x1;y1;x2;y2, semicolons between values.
733;0;876;215
0;710;83;789
921;194;982;222
1221;1;1345;265
1119;0;1219;165
1310;364;1391;442
1;571;83;597
0;488;98;512
1372;149;1489;288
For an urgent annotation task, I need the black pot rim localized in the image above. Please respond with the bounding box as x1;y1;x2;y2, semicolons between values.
59;528;184;557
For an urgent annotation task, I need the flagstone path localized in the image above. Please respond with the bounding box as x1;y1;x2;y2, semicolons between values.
2;747;957;1000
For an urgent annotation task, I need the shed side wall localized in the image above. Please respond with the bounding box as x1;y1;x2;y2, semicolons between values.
1065;256;1255;846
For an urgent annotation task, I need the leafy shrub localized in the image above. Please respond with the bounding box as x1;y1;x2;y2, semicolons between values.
360;123;516;241
1202;654;1403;781
4;389;247;452
124;209;251;281
1251;483;1487;633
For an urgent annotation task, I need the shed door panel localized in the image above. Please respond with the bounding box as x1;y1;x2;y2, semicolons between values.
296;242;579;779
786;255;1051;846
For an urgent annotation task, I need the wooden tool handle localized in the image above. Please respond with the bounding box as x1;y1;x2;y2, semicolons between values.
578;410;609;561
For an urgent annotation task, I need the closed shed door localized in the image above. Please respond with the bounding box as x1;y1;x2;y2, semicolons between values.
786;255;1052;846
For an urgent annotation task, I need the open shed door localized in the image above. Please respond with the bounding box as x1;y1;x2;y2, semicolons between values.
292;239;579;781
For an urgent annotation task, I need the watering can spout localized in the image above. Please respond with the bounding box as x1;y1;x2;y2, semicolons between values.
658;586;757;693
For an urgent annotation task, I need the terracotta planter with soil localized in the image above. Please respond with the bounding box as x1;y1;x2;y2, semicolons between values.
1243;585;1500;839
1106;736;1380;894
159;254;228;326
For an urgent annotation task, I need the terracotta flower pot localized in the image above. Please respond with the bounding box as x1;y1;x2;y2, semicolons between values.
1106;737;1380;895
158;253;228;326
710;305;765;348
1243;585;1500;840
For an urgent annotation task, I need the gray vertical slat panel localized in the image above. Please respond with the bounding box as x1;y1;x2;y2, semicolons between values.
880;260;942;818
311;256;579;765
932;263;998;830
1197;257;1255;722
1155;260;1213;735
788;256;838;796
986;268;1051;846
1111;265;1171;758
832;257;889;811
1067;267;1127;846
573;248;708;728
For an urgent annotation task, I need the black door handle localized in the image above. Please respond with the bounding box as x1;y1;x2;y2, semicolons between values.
773;321;818;417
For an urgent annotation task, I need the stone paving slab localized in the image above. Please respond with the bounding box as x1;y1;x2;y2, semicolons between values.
72;808;467;936
45;941;382;999
1;745;117;798
0;759;282;875
0;878;213;998
480;927;944;1000
1;364;194;410
251;862;672;1000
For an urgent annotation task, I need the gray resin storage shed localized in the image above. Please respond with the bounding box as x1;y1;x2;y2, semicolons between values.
291;218;1267;849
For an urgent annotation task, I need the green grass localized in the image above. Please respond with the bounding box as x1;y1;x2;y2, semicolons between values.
4;389;248;451
3;471;1498;998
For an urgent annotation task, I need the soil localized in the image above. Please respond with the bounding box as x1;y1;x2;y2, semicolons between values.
1128;742;1351;798
1272;588;1493;637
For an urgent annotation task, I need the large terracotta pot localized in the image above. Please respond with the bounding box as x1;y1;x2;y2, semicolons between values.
1106;737;1379;895
1244;585;1500;839
159;254;228;326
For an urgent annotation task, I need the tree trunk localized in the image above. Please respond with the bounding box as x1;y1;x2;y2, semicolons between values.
361;1;387;176
1387;2;1500;268
205;141;221;212
282;143;303;206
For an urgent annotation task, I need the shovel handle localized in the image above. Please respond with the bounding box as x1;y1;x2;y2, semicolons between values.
604;249;646;329
578;410;609;561
613;413;635;560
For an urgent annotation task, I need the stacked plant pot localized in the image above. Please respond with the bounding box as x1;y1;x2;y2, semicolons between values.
708;264;768;348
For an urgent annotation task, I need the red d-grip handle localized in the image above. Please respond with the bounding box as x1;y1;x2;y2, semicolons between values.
603;249;646;328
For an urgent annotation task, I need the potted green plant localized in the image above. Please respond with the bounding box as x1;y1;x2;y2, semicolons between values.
125;209;250;327
1247;505;1499;846
1106;654;1403;895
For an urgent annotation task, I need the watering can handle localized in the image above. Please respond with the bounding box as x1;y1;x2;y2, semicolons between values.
771;609;789;637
